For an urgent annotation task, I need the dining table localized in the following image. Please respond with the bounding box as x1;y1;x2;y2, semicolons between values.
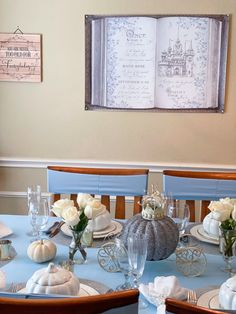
0;214;233;313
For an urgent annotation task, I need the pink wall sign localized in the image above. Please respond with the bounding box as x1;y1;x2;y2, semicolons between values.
0;33;42;82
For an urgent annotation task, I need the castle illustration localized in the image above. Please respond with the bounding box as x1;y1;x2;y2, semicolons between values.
158;35;194;77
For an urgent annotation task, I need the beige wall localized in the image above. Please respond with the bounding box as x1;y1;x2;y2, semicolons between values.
0;0;236;214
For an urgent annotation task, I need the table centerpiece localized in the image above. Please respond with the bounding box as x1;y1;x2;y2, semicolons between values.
121;186;179;261
51;194;99;265
205;197;236;272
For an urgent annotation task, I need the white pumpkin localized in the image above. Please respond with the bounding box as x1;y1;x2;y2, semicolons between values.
219;275;236;309
26;263;80;295
27;239;57;263
202;212;220;239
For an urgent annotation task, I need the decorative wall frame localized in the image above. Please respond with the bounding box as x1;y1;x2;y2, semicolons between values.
85;14;229;112
0;28;42;82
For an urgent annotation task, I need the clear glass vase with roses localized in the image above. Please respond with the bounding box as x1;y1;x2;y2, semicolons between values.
207;198;236;273
51;194;94;267
220;218;236;273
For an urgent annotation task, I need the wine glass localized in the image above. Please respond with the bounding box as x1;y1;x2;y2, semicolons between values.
113;238;132;290
27;185;41;236
167;201;190;236
127;233;148;309
30;199;49;241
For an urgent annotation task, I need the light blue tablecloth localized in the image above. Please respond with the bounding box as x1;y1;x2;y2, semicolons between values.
0;215;231;313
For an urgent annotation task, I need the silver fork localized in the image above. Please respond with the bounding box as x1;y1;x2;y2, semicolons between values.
187;290;197;304
9;282;25;293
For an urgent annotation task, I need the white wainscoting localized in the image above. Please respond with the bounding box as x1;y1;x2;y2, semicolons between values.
1;157;236;172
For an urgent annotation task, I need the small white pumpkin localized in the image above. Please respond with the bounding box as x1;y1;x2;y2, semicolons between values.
219;275;236;309
26;263;80;295
202;212;220;239
27;239;57;263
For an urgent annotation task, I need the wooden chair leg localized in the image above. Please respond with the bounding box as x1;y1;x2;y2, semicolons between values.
133;196;142;215
101;195;110;211
186;200;195;222
201;200;210;221
53;194;60;202
115;196;125;219
71;194;78;208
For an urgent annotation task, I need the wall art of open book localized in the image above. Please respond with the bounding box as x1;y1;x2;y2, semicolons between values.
85;15;229;112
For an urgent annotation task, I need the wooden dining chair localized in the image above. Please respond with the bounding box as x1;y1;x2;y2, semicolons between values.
165;298;231;314
0;289;139;314
47;166;149;218
163;170;236;222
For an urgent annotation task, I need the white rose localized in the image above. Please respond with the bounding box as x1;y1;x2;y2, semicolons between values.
84;206;93;219
232;205;236;221
51;199;74;217
62;206;80;226
208;199;234;214
228;198;236;206
77;193;93;209
219;197;236;206
212;209;231;221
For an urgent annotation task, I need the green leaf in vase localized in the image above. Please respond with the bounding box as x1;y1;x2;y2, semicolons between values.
221;218;236;231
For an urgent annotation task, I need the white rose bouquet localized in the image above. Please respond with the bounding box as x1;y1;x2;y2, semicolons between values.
208;197;236;222
208;198;236;260
51;193;94;263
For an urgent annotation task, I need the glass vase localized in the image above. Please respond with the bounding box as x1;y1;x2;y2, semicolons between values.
69;230;87;265
220;227;236;273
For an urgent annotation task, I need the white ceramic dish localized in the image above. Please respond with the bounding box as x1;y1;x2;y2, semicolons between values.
61;220;123;239
197;289;219;309
0;222;13;238
190;225;219;245
18;283;99;297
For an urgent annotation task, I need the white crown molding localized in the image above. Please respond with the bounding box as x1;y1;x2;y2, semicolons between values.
0;157;236;173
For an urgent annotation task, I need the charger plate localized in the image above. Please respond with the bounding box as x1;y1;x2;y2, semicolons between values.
18;283;99;297
197;289;219;309
190;225;219;245
61;221;123;239
17;278;111;296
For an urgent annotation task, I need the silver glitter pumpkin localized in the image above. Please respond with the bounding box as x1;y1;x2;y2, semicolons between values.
121;192;179;261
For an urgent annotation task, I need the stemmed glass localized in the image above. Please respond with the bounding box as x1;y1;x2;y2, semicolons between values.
27;185;41;236
113;238;132;290
166;201;190;237
29;199;49;241
127;233;148;309
34;199;49;240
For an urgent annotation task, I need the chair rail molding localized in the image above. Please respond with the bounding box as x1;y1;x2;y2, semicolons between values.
0;157;236;173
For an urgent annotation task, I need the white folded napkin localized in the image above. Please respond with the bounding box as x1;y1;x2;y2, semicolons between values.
0;270;6;289
139;276;188;314
0;222;13;238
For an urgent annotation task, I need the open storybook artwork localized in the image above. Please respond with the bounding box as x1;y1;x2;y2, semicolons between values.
85;15;229;112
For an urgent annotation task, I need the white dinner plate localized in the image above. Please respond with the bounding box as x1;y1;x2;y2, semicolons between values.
190;225;219;245
0;222;13;238
61;220;123;239
93;222;117;236
18;283;99;297
197;289;220;309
